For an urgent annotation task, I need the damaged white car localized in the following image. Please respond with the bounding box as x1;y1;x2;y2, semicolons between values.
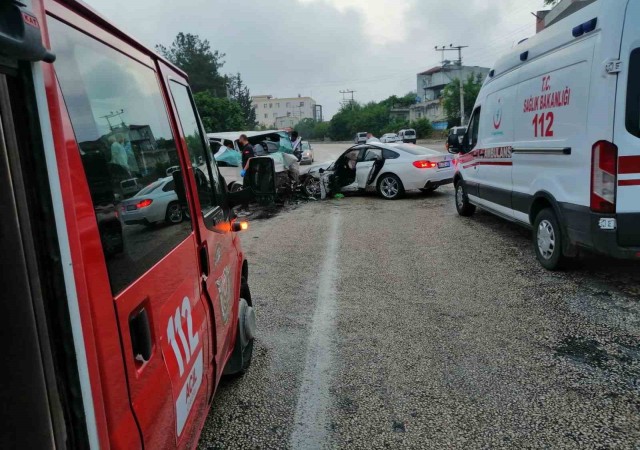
300;142;455;200
208;130;299;195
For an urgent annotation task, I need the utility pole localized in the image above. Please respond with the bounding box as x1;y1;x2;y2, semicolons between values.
435;45;468;125
99;109;126;131
339;89;356;109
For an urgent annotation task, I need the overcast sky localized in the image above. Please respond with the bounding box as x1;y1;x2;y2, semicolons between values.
84;0;545;118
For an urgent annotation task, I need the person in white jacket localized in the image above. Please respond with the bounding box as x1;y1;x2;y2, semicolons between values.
366;132;380;143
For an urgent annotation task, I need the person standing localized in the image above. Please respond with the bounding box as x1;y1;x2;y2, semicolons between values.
291;131;302;161
238;134;255;178
366;132;380;143
123;136;140;174
110;134;128;170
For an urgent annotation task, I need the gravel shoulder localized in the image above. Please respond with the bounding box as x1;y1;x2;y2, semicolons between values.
199;184;640;449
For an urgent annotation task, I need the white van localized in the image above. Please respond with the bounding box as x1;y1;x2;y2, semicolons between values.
398;129;417;144
450;0;640;270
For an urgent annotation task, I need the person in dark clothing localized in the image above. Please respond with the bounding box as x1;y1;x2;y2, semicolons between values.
239;134;255;177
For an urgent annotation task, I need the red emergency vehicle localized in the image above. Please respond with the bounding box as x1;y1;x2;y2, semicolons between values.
0;1;274;448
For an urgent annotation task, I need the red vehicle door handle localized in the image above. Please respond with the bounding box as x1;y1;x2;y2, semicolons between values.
199;243;210;278
129;307;152;363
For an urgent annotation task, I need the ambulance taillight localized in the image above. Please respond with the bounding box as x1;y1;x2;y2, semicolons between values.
590;141;618;213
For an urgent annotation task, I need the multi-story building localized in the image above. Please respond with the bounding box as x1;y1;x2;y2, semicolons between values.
252;95;317;128
410;65;490;130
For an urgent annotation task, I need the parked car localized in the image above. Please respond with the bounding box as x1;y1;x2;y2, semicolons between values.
300;141;315;164
301;142;454;200
450;0;640;270
119;177;184;226
398;129;417;144
380;133;401;143
355;132;368;144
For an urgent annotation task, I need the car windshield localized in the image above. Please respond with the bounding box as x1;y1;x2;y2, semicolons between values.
302;142;310;150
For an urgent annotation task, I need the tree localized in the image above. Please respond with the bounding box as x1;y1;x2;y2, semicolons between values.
157;33;227;96
442;73;484;127
227;73;257;129
193;91;246;132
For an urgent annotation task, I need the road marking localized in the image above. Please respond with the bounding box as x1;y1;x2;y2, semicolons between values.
291;211;342;449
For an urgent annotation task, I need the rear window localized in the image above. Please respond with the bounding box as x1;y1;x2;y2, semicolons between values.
626;48;640;138
383;149;400;159
137;180;163;196
404;130;416;136
394;144;439;156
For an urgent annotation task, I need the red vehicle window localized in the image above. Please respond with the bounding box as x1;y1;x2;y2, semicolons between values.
169;81;227;225
49;17;192;294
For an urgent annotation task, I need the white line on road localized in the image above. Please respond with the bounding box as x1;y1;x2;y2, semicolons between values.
290;211;342;450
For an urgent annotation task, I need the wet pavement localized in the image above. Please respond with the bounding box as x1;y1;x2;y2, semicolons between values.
199;145;640;449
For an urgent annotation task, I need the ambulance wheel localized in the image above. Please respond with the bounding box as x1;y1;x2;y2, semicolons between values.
455;181;476;217
533;208;566;271
223;298;255;377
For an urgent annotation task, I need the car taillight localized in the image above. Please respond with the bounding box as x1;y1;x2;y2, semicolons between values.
413;160;437;169
137;199;153;209
591;140;618;213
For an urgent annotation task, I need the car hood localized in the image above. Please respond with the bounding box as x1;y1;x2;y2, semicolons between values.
306;160;334;175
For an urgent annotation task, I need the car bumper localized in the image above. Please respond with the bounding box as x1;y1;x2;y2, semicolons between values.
121;209;161;225
401;167;455;191
561;204;640;260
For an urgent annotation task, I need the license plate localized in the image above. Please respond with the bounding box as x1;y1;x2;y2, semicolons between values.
126;205;137;211
598;218;617;230
437;161;451;168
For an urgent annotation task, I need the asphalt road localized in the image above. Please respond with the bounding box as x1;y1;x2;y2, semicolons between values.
199;143;640;449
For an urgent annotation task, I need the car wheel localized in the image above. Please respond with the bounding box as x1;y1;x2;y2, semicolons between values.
229;181;244;193
377;174;404;200
223;297;255;376
165;201;183;224
533;208;567;271
455;181;476;216
302;176;321;198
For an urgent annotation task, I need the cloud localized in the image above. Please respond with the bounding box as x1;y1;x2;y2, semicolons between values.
296;0;415;44
80;0;542;118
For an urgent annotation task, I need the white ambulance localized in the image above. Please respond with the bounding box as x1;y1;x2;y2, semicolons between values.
450;0;640;270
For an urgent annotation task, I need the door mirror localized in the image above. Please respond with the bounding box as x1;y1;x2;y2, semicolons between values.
319;168;325;174
227;157;277;207
447;134;461;154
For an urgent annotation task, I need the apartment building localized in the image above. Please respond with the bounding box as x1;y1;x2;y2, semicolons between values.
410;65;490;130
252;95;317;128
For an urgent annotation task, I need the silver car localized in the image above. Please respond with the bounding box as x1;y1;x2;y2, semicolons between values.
300;141;315;165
